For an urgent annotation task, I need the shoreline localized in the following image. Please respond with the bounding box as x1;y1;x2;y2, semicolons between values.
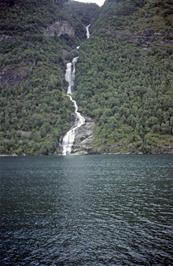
0;152;173;157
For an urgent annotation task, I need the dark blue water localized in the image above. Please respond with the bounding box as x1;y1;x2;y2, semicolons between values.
0;155;173;265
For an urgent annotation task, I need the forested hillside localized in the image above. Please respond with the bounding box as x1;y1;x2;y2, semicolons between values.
0;0;98;155
75;0;173;153
1;0;173;155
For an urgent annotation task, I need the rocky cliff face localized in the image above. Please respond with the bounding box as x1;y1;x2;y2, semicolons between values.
72;117;96;155
44;21;75;38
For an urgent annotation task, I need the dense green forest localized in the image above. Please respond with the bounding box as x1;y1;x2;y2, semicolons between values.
75;0;173;153
0;0;98;155
0;0;173;154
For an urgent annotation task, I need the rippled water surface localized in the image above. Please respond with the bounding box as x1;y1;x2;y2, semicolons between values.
0;155;173;265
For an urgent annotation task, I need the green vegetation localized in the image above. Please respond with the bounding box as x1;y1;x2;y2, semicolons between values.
0;37;73;155
75;0;173;153
1;0;172;154
0;0;98;155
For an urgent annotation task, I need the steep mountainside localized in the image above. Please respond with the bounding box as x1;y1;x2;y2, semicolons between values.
0;0;98;155
1;0;173;155
75;0;173;153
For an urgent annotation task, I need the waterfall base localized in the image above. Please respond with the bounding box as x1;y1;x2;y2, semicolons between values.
70;116;95;155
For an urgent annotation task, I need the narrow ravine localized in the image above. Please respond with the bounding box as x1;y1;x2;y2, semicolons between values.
62;25;90;156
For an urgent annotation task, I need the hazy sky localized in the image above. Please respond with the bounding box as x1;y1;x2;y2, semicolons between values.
73;0;105;7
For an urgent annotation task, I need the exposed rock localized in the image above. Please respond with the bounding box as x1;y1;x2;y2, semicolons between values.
0;34;15;42
0;63;33;86
71;116;96;155
44;21;75;38
160;145;173;154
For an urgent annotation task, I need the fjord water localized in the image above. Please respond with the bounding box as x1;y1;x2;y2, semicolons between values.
1;155;173;265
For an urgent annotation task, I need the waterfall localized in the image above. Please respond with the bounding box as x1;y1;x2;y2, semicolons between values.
65;62;73;95
62;58;85;156
62;25;90;156
86;24;90;39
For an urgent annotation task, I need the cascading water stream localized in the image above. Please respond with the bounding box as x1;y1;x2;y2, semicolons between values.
62;25;90;155
86;24;90;39
62;57;85;155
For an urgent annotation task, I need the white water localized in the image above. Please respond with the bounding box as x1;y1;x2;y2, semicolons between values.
62;26;90;155
86;24;90;39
